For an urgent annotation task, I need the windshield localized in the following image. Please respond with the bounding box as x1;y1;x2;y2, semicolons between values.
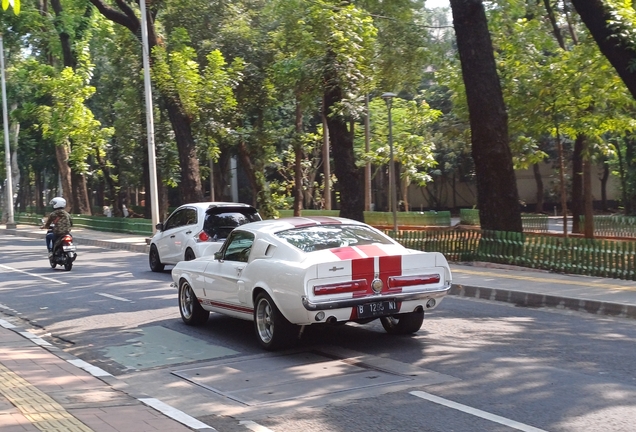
276;224;392;253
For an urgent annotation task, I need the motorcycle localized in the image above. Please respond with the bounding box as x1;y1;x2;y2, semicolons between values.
42;219;77;271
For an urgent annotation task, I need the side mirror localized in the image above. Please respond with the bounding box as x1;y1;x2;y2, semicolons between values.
155;222;164;231
214;251;223;260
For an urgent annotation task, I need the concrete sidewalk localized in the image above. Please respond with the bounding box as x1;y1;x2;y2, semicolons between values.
2;223;636;432
0;225;213;431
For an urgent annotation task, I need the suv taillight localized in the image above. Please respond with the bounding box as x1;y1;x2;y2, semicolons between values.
197;231;210;242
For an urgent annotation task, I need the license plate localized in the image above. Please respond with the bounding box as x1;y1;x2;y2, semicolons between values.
356;300;398;319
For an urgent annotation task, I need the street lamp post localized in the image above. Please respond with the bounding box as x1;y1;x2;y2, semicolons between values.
0;34;15;228
381;92;398;233
139;0;160;234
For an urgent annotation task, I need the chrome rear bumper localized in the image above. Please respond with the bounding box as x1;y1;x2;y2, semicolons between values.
301;282;451;311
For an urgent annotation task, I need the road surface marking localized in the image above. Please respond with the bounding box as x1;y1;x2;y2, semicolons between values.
410;391;548;432
139;398;216;430
96;292;132;302
0;264;67;285
239;420;276;432
453;268;636;292
67;359;112;377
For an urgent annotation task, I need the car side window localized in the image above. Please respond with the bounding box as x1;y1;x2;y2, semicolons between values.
222;231;255;263
163;209;184;231
184;208;197;226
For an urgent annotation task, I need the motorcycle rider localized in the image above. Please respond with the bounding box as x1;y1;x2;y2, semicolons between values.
43;197;73;257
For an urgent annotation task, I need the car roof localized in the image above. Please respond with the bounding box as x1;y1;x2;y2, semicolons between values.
237;216;367;235
177;202;256;211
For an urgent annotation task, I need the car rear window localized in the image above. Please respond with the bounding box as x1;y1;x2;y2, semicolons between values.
203;208;261;240
276;224;392;253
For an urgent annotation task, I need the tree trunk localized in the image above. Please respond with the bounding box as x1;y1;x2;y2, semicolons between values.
571;136;584;233
583;157;594;238
236;140;258;207
533;163;544;213
401;171;409;212
293;100;303;216
55;144;74;210
72;172;92;215
449;0;522;232
543;0;566;48
570;0;636;101
163;97;204;204
600;161;609;211
323;58;364;222
322;106;332;210
556;133;569;237
89;0;204;204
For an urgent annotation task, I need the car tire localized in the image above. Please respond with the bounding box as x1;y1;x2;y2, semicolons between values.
380;310;424;335
149;245;165;272
184;248;196;261
178;279;209;326
254;291;298;350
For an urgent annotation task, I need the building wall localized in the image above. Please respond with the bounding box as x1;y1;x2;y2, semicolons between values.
407;162;619;211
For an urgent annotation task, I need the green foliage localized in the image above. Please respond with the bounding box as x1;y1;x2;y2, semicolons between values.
357;95;440;186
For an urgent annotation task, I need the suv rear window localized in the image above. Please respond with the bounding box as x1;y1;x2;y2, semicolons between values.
203;207;261;240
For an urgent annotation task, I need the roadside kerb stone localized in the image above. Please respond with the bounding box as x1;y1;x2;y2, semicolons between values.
450;283;636;319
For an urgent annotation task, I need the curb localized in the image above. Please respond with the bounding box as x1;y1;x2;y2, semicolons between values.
450;283;636;319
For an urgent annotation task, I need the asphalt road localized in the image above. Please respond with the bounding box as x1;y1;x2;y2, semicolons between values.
1;235;635;432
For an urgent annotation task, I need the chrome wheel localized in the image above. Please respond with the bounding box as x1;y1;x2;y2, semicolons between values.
253;292;298;350
255;296;274;344
178;280;209;325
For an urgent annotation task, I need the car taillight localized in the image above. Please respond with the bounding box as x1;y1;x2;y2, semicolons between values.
197;231;210;242
313;279;368;296
388;274;440;288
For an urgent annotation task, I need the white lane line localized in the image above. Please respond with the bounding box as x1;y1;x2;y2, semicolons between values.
239;421;275;432
138;398;216;430
96;292;132;302
0;264;67;285
67;359;112;377
410;391;548;432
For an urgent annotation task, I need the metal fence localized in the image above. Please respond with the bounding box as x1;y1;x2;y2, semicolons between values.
15;212;153;236
388;228;636;281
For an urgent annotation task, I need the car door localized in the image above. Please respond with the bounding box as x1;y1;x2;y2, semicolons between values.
155;208;197;264
204;230;255;310
167;207;198;261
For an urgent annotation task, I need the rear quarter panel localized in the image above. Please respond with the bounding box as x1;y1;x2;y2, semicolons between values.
172;259;212;306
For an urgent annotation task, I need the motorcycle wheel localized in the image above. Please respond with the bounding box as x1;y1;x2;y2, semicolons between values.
50;257;56;268
64;261;73;271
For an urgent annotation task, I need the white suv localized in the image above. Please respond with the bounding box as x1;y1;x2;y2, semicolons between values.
149;202;261;272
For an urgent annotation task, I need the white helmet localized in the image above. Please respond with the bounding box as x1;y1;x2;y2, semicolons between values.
50;197;66;210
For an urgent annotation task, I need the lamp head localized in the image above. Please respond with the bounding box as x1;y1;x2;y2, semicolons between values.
381;92;397;108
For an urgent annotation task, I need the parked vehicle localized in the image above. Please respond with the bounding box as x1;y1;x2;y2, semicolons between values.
171;216;452;350
149;202;261;272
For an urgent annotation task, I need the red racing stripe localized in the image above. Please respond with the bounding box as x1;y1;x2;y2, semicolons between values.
310;216;343;225
357;244;389;257
330;247;363;261
380;255;402;293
